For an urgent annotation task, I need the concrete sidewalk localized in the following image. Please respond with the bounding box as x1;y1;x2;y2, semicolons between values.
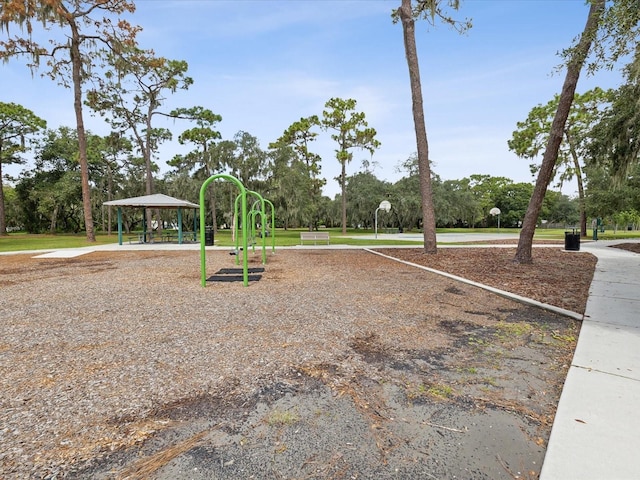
540;240;640;480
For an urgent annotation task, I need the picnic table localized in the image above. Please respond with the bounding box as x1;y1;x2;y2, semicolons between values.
161;231;197;243
127;231;197;244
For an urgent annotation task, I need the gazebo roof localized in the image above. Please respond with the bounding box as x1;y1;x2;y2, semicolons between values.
103;194;199;209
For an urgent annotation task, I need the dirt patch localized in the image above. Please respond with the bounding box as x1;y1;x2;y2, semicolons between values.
0;248;592;479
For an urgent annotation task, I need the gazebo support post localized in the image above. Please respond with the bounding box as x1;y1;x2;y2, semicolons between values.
117;208;123;245
142;208;147;243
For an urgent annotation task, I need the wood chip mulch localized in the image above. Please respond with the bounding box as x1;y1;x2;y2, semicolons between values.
375;246;598;315
0;246;598;478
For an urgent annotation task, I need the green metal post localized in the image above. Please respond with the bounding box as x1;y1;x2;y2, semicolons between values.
248;208;258;253
249;191;267;264
265;199;276;253
117;207;123;245
142;208;147;243
234;194;242;265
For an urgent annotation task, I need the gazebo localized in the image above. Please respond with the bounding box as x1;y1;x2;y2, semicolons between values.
103;194;200;245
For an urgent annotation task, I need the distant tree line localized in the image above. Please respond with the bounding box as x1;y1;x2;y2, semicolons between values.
1;115;582;234
2;74;640;236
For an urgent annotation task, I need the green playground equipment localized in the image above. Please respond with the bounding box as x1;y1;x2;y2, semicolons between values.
200;175;275;287
253;193;276;255
233;190;275;265
248;202;265;259
249;190;267;264
200;174;248;287
264;198;276;254
232;193;247;262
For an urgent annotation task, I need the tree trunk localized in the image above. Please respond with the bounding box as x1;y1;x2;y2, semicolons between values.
514;0;604;263
341;160;347;235
203;150;218;235
308;182;313;233
70;24;95;242
566;130;588;237
577;175;587;237
144;112;154;197
308;160;315;232
144;108;155;233
210;189;217;233
210;181;219;235
399;0;437;254
107;164;113;235
50;204;58;233
0;159;7;236
212;194;218;237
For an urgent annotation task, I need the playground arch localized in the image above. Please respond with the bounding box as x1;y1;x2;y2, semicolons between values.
200;174;249;287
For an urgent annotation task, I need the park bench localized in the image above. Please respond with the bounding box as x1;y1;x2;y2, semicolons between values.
300;231;330;245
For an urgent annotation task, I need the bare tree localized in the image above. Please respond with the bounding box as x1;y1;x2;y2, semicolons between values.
0;102;46;235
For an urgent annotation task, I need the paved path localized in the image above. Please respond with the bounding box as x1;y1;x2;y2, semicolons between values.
347;232;522;243
540;240;640;480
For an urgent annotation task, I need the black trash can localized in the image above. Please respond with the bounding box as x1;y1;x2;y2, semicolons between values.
205;226;214;246
564;229;580;251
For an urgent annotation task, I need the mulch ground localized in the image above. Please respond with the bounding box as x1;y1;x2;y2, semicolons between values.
610;242;640;254
0;245;602;479
375;246;597;314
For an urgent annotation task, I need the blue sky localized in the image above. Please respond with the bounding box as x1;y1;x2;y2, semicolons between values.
1;0;626;198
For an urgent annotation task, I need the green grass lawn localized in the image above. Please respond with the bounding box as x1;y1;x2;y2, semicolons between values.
0;233;119;252
2;227;639;253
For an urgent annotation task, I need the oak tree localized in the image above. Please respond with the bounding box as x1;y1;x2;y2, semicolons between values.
588;49;640;185
515;0;639;263
269;116;324;231
0;102;46;235
509;88;613;237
